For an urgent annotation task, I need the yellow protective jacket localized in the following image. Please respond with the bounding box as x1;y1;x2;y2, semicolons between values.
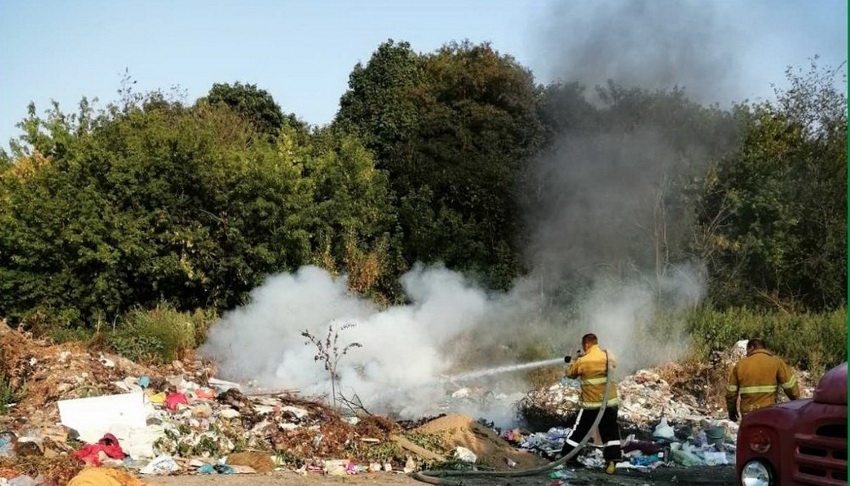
566;344;618;409
726;349;801;415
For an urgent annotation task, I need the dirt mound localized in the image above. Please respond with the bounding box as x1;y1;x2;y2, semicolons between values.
414;414;547;470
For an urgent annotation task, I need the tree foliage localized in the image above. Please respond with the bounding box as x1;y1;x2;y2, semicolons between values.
203;82;304;139
695;60;847;311
0;90;394;326
0;42;844;332
336;40;543;288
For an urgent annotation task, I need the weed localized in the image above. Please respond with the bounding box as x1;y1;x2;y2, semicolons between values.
344;440;403;464
0;373;24;415
302;323;362;409
404;432;450;454
273;450;304;468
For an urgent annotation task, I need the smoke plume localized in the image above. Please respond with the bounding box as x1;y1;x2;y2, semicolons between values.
201;265;546;422
538;0;744;105
519;0;744;370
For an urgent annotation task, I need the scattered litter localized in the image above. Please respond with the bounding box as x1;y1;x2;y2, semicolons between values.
3;475;44;486
0;326;790;483
164;393;188;411
73;433;126;466
0;433;15;458
549;468;577;480
139;455;180;475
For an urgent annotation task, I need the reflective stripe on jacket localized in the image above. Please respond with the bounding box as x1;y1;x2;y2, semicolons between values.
566;344;618;409
725;349;801;414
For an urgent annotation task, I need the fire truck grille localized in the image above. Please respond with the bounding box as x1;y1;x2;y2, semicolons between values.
792;423;847;486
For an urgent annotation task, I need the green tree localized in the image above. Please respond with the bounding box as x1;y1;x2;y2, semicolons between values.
336;40;543;289
1;86;401;326
299;126;402;299
695;60;847;311
336;39;422;158
203;82;303;139
0;94;315;326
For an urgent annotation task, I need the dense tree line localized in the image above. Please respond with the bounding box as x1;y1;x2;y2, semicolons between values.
0;41;845;329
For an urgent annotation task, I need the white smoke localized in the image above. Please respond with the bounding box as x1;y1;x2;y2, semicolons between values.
201;264;518;419
575;261;707;376
201;259;705;422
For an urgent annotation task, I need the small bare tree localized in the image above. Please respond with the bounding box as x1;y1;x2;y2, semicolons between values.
301;323;362;409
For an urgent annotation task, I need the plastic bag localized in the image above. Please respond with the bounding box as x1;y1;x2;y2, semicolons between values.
140;454;180;475
653;417;675;441
454;446;478;463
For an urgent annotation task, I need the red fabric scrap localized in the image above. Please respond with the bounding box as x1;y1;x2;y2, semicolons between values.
622;440;664;455
166;392;188;411
73;433;126;466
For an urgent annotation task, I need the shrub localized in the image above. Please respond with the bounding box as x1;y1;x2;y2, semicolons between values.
48;326;94;345
687;305;847;375
107;305;199;364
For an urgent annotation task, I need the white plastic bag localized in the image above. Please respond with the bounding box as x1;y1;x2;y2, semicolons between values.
653;417;675;440
454;446;478;463
140;454;180;475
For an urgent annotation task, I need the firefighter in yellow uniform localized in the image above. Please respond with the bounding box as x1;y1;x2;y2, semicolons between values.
561;333;621;475
725;338;801;421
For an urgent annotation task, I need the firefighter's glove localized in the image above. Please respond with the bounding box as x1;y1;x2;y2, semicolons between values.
727;407;739;422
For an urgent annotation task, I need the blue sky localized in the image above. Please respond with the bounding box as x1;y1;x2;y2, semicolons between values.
0;0;846;150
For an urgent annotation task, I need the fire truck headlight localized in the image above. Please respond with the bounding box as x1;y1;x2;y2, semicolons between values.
741;460;773;486
748;428;772;453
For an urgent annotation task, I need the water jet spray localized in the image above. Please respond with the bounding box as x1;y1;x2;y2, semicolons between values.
440;357;564;383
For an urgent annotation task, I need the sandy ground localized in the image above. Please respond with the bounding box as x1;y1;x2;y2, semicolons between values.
147;465;737;486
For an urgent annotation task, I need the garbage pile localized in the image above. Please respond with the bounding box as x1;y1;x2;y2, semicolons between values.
502;416;738;470
0;324;215;434
618;370;711;426
514;378;581;431
515;342;815;435
0;326;535;484
0;325;820;484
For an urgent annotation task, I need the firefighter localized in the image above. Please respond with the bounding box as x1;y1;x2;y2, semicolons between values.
725;338;801;421
561;333;622;475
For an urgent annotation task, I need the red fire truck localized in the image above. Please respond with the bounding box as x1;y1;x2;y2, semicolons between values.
736;361;847;486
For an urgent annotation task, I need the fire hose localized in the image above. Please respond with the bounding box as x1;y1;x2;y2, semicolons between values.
410;350;613;485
